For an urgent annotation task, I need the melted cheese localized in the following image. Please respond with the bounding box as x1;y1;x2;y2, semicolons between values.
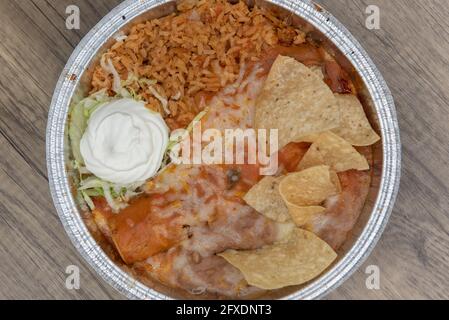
138;66;277;297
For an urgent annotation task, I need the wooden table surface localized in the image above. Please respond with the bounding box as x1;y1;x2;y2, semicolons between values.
0;0;448;300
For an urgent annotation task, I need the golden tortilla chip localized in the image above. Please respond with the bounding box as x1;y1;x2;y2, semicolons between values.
298;132;369;172
219;228;337;290
274;221;296;241
330;170;342;193
309;65;324;79
299;133;321;143
279;165;339;207
255;55;340;152
285;204;325;227
332;94;380;146
243;176;291;223
278;166;340;227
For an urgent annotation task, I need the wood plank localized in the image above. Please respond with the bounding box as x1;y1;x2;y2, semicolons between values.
0;0;122;300
0;133;121;299
316;0;449;299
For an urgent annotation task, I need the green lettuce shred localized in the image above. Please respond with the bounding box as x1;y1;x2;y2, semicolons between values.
68;89;110;165
69;72;193;212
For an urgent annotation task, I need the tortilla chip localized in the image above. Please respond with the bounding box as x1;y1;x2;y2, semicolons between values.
297;132;369;172
297;144;325;170
243;176;291;223
285;204;325;227
332;94;380;146
219;228;337;289
274;221;296;241
299;133;321;143
278;166;340;227
255;55;340;152
279;165;339;207
309;65;324;79
330;170;342;192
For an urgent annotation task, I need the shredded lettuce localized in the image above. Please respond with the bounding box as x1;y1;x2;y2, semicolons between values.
78;178;144;213
69;66;172;212
138;78;157;87
122;72;169;105
81;191;96;210
100;55;122;94
100;55;139;99
76;174;145;212
69;87;144;212
162;107;209;168
100;181;126;212
148;86;170;115
69;89;110;165
123;72;140;87
83;188;104;197
187;108;209;132
128;87;142;101
79;176;104;190
137;77;170;115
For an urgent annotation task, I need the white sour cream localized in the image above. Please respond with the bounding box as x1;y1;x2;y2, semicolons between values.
80;98;169;185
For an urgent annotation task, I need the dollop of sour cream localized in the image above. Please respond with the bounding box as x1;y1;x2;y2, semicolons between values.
80;98;169;185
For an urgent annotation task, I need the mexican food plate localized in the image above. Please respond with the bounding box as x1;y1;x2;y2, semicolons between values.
47;0;401;299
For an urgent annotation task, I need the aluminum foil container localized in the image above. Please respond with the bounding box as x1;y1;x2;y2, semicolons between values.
46;0;401;299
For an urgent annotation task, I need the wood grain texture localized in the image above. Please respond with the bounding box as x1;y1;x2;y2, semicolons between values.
0;0;448;299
